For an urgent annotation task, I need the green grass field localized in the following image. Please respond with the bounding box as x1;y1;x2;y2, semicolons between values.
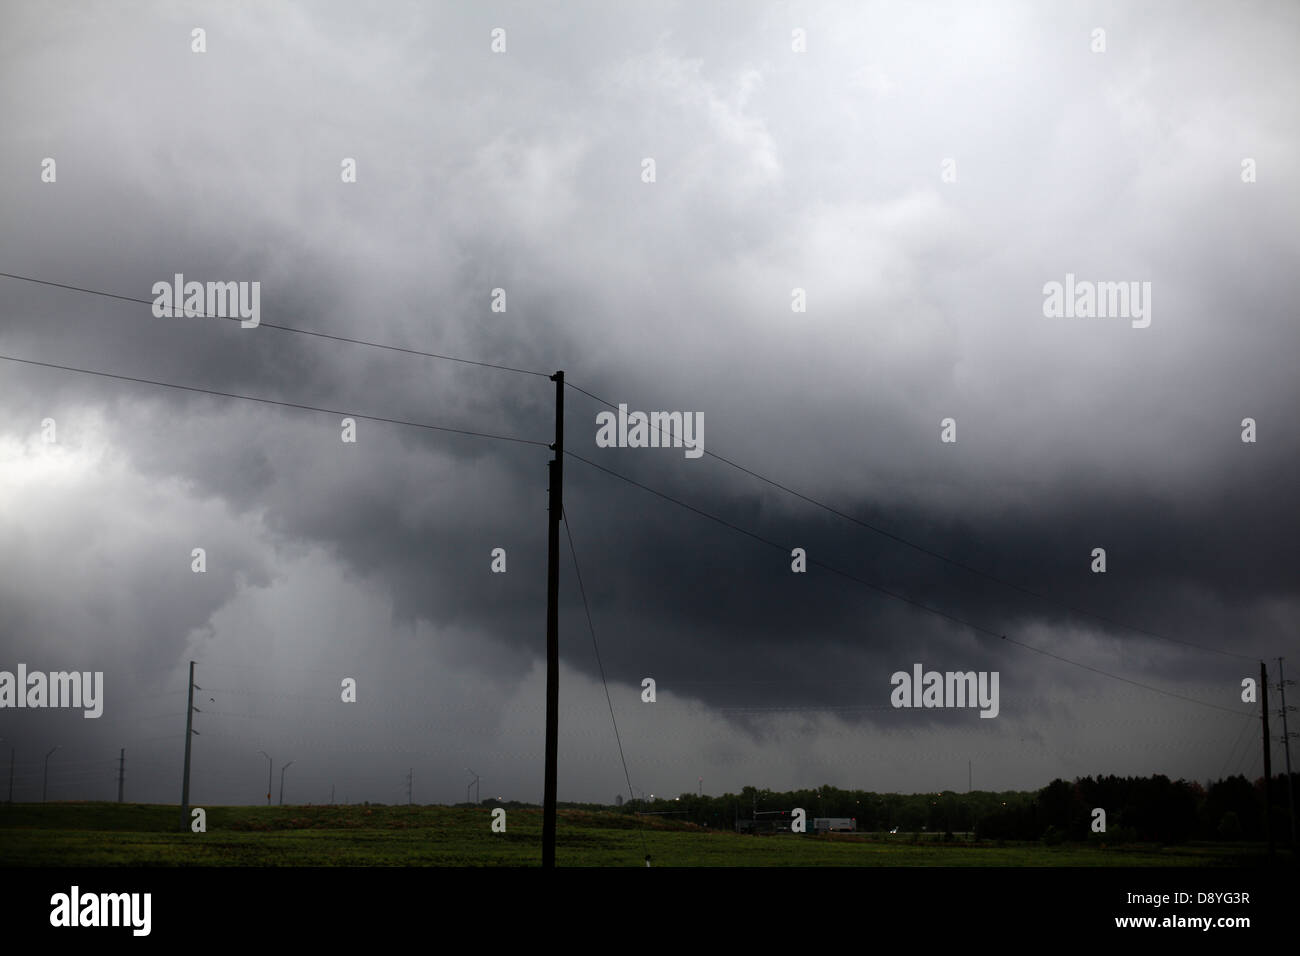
0;803;1270;866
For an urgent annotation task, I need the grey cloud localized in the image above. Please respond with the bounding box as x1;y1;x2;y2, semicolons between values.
0;0;1296;807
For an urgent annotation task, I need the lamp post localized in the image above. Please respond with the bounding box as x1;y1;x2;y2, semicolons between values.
279;760;294;806
258;751;272;805
43;746;59;803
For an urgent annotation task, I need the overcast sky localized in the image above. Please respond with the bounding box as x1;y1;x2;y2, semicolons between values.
1;0;1297;810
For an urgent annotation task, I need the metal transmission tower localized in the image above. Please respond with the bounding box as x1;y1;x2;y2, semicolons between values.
258;751;272;805
1261;660;1273;857
3;738;13;804
1278;657;1297;848
42;745;59;803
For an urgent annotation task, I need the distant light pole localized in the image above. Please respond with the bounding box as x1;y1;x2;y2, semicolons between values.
0;738;10;804
42;746;59;803
279;760;294;806
258;751;272;805
1;738;10;806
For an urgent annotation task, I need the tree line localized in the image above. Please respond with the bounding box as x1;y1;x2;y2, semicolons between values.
611;773;1300;843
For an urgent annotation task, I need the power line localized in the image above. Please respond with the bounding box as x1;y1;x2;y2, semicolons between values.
0;271;552;379
0;270;1258;664
0;352;549;448
8;268;1258;665
565;381;1254;662
564;450;1252;718
6;274;1268;781
561;503;649;864
1219;711;1259;780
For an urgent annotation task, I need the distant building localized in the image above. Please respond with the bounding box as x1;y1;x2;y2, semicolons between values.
615;794;624;806
813;817;857;833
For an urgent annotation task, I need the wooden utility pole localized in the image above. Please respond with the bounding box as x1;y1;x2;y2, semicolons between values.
543;370;564;867
1261;660;1273;857
180;661;195;831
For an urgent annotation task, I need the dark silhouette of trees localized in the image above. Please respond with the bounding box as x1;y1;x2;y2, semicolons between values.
614;772;1299;844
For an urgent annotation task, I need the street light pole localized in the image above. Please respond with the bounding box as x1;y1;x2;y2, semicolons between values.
42;746;59;803
279;760;294;806
258;751;272;805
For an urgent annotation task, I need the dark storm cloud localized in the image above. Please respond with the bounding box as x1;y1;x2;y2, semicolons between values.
1;0;1297;805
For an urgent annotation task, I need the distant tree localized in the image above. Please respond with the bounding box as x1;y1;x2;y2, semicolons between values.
1036;779;1083;838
